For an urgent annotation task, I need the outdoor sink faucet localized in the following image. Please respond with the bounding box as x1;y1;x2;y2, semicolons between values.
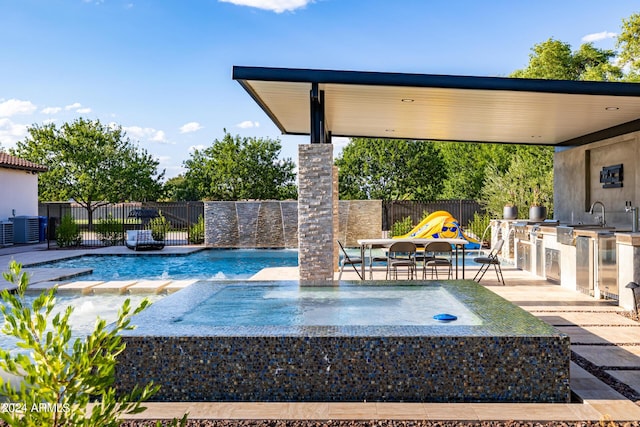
589;200;606;226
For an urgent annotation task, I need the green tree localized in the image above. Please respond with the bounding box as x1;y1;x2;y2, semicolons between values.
161;175;200;201
11;118;165;227
435;142;518;199
182;131;297;200
335;138;445;200
617;12;640;81
510;38;620;81
481;146;554;218
0;261;163;426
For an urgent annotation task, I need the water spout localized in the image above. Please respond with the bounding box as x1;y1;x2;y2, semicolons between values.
589;200;606;227
625;201;638;233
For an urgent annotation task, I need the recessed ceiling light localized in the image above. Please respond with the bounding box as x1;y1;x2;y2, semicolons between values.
401;98;414;103
605;106;620;111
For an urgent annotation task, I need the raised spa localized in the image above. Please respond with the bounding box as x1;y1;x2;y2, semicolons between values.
115;281;570;403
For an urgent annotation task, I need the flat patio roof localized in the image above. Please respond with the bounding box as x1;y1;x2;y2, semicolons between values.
233;66;640;146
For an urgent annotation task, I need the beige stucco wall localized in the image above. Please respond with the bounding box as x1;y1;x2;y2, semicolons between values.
0;168;39;220
554;130;640;229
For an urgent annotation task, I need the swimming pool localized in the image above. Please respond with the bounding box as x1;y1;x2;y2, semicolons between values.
116;280;571;403
39;249;298;280
0;294;160;354
176;284;483;326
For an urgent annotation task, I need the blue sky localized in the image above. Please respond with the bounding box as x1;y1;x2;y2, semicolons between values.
1;0;638;179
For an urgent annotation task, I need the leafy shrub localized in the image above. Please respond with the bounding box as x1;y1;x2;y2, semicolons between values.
466;211;492;246
188;215;205;244
56;214;81;247
0;261;189;426
390;216;413;237
149;213;169;241
96;213;123;246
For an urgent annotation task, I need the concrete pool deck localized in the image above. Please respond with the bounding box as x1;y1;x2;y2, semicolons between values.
0;244;639;422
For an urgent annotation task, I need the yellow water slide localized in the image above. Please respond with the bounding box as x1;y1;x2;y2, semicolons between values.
393;210;480;248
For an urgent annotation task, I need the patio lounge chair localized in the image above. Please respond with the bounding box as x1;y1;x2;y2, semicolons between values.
125;229;165;251
473;239;505;285
422;240;453;280
337;240;363;280
386;241;417;280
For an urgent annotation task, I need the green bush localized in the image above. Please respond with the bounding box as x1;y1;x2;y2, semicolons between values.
56;214;81;247
390;216;413;237
149;213;169;241
188;215;205;244
95;214;123;246
466;211;492;246
0;261;189;426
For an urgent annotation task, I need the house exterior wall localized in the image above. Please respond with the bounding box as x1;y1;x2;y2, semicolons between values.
0;168;39;220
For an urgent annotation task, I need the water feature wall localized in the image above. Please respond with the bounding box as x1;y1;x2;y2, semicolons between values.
204;200;381;248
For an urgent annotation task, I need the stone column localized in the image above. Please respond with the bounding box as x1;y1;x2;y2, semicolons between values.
333;165;339;273
298;144;335;282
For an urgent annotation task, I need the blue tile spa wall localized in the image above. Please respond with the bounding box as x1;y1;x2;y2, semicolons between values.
115;334;570;403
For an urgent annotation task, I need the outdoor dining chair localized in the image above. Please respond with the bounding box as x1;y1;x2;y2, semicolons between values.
422;240;453;280
386;241;417;280
337;240;363;280
473;239;506;286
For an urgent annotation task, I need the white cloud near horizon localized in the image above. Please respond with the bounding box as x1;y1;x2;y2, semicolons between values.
179;121;203;133
124;125;168;143
236;120;260;129
0;99;37;117
64;102;82;111
582;31;617;43
41;106;62;115
218;0;313;13
0;118;29;147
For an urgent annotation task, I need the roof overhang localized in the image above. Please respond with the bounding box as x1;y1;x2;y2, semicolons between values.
233;66;640;146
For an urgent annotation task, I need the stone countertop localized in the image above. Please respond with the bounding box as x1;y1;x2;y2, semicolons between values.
614;231;640;246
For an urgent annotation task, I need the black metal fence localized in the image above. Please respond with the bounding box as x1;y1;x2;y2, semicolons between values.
382;200;484;230
38;199;483;247
40;202;204;247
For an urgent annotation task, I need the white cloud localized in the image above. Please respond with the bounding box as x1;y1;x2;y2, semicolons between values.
64;102;82;111
236;120;260;129
188;144;206;152
149;130;167;142
0;99;37;117
219;0;313;13
41;106;62;115
76;107;92;114
0;118;29;147
124;125;168;143
179;121;203;133
582;31;617;43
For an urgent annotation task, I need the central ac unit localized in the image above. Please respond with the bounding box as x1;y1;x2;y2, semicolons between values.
0;221;14;246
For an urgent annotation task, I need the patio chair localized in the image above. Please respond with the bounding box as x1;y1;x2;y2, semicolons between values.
386;241;417;280
473;239;505;286
422;241;453;280
125;229;165;251
337;240;363;280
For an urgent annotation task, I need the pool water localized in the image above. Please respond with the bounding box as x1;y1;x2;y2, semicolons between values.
0;294;161;353
176;284;482;326
40;249;298;281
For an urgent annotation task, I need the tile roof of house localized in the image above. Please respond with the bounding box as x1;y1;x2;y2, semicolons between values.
0;152;48;172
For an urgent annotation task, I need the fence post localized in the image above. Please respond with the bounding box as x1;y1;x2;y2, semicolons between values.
187;202;191;244
122;203;125;246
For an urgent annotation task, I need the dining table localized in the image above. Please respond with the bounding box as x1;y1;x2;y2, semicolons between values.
356;237;470;280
